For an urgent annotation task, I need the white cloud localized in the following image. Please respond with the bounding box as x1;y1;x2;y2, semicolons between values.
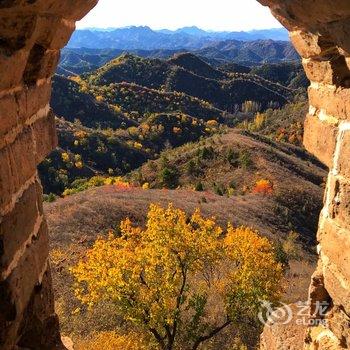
77;0;282;31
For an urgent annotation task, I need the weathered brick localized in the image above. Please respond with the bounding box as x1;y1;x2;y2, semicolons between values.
0;94;18;137
0;15;38;90
322;259;350;315
0;181;42;271
6;220;48;308
34;16;76;50
17;267;61;349
303;57;350;86
326;176;350;229
318;217;350;313
23;47;60;85
290;31;324;59
31;110;57;163
338;129;350;177
309;85;350;120
0;220;49;349
0;127;36;210
0;50;29;91
22;81;52;122
304;114;338;167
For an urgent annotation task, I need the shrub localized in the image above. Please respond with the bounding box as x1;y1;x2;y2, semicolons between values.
238;150;252;169
194;181;204;191
142;182;150;190
213;182;225;196
197;146;215;160
159;167;179;189
62;176;130;196
226;149;239;166
274;242;289;268
186;160;197;176
252;179;273;195
43;193;58;203
282;231;303;261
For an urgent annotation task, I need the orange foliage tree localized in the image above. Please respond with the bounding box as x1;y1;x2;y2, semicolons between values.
252;179;273;195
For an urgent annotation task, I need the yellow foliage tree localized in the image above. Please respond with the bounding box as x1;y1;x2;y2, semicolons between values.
61;152;70;163
72;204;282;350
96;95;104;102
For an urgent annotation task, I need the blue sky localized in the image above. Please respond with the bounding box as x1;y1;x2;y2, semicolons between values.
77;0;282;31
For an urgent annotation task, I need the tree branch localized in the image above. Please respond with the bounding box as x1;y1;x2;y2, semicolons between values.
171;256;188;343
191;320;231;350
149;327;166;350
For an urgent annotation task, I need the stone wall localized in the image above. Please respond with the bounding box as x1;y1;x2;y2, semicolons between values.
258;1;350;349
0;2;97;349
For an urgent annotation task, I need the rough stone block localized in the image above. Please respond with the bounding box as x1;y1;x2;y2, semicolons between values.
303;57;350;86
0;94;19;137
326;19;350;56
0;181;42;271
34;16;76;50
23;81;52;121
318;217;350;313
308;85;350;120
0;15;37;54
326;306;350;348
36;0;99;20
323;262;350;316
338;129;350;177
31;110;57;163
0;50;29;91
0;127;36;211
308;261;330;318
326;177;350;229
290;31;324;59
23;47;60;85
0;220;49;349
259;1;350;31
17;267;62;349
303;114;338;167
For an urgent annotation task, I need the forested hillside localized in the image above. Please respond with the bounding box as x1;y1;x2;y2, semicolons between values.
42;51;308;195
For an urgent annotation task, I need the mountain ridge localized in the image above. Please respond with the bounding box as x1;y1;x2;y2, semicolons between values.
67;26;289;50
59;39;299;76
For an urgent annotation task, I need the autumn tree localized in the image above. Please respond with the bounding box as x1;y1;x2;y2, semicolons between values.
72;204;282;350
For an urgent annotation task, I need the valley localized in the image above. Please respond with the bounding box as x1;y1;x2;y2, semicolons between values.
41;36;324;349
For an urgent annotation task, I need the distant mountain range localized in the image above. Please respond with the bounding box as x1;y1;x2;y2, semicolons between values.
59;39;299;76
67;26;289;50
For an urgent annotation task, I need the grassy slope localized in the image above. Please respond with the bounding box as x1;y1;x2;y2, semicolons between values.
129;129;326;240
47;188;319;340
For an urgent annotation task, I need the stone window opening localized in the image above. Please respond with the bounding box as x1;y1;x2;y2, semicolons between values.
0;1;350;349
